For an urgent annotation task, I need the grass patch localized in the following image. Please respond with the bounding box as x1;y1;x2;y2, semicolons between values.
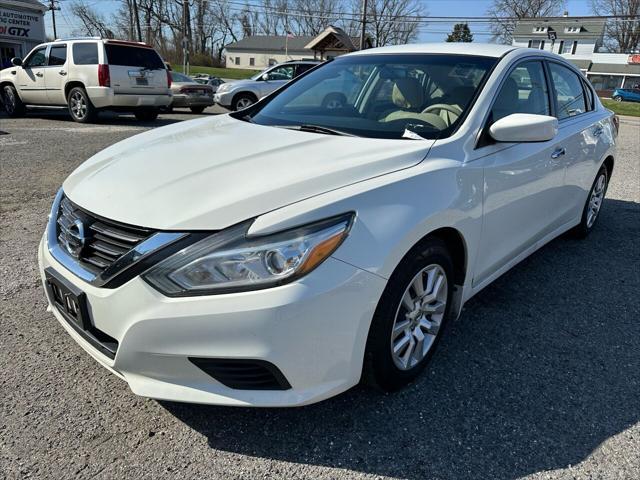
601;98;640;117
173;65;259;80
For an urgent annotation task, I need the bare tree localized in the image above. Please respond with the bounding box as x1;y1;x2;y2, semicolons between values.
365;0;423;47
592;0;640;52
487;0;566;44
70;1;115;38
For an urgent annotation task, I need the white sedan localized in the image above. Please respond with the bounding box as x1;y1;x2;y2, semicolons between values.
38;43;616;407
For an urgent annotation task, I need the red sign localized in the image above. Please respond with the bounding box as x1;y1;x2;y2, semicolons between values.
629;54;640;65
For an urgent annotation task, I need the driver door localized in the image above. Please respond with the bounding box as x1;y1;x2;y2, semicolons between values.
258;64;295;98
16;45;48;104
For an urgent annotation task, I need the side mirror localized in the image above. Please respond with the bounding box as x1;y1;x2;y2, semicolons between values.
261;73;269;81
489;113;558;143
11;57;22;67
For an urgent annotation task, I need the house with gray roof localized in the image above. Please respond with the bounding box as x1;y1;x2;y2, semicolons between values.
512;15;640;97
224;26;368;70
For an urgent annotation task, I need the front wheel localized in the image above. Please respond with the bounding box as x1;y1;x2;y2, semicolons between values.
571;166;608;238
363;238;453;391
613;96;622;102
134;108;159;121
231;93;256;111
67;87;97;123
2;84;26;117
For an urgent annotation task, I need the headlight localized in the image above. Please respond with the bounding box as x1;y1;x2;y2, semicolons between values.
142;213;354;296
216;83;231;93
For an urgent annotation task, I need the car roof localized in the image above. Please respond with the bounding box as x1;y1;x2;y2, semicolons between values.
347;42;517;58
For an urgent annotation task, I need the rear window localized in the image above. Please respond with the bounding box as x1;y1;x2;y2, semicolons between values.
105;44;164;69
73;43;98;65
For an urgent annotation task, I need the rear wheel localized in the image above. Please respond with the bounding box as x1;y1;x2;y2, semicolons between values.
134;108;159;121
232;93;256;111
571;166;608;238
190;106;206;114
2;84;26;117
67;87;97;123
363;238;453;391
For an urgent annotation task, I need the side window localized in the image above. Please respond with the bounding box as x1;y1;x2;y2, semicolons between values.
267;65;294;81
549;62;587;120
72;43;99;65
581;79;594;111
491;61;550;122
48;45;67;66
23;46;47;68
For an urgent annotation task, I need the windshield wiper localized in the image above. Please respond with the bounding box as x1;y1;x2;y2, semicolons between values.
275;124;356;137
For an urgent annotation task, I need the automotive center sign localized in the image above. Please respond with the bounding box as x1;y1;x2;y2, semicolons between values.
0;7;44;40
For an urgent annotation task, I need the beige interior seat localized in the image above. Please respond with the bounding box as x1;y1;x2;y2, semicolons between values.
382;78;447;131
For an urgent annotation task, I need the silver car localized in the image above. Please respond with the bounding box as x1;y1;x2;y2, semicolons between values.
168;72;215;113
214;60;320;110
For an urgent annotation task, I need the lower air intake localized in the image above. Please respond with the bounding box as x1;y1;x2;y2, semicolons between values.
188;358;291;390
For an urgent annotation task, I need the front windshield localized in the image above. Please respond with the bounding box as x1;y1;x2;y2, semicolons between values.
248;54;497;139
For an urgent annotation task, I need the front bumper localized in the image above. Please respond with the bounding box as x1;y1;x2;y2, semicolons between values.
213;91;234;108
38;235;386;407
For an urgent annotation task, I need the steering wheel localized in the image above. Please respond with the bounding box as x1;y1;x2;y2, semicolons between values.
421;103;463;117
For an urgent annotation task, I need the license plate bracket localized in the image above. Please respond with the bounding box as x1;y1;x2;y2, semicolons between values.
45;267;90;330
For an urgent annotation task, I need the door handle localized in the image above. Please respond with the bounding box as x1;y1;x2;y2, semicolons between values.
35;72;43;77
58;70;67;76
551;148;566;160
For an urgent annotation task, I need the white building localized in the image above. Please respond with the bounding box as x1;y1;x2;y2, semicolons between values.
0;0;46;69
224;26;369;70
512;16;640;96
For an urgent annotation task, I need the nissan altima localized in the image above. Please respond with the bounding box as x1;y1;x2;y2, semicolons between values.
38;43;616;407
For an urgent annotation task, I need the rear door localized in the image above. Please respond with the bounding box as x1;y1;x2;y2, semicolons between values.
44;43;68;104
103;42;168;95
16;45;48;103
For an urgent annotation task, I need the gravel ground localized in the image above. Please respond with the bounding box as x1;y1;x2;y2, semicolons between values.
0;109;639;480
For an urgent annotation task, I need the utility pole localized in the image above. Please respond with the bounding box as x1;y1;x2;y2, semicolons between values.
359;0;368;50
49;0;60;39
132;0;142;42
183;0;189;75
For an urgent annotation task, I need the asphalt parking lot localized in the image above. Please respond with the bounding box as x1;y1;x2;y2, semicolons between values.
1;109;639;480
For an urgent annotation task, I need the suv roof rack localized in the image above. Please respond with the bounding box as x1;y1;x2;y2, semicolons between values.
54;36;102;42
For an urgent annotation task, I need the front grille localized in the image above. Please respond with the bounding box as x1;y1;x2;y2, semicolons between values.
57;195;154;275
189;358;292;390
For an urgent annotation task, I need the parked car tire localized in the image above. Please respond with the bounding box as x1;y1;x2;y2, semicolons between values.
2;84;26;117
232;93;257;111
67;87;97;123
571;165;608;238
363;238;453;391
190;106;206;114
613;95;622;102
134;108;159;121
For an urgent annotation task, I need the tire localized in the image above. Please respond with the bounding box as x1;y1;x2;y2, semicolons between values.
571;165;608;238
67;87;97;123
134;108;159;121
321;92;347;110
231;93;256;111
2;84;26;117
613;96;622;102
190;106;206;114
363;238;454;391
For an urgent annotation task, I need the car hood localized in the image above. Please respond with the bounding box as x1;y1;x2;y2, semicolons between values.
220;79;254;90
63;115;434;230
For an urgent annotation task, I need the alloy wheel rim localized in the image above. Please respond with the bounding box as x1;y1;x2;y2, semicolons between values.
586;173;606;228
237;98;253;109
70;92;87;119
391;264;448;371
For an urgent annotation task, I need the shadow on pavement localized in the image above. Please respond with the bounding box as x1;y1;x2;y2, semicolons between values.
162;197;640;479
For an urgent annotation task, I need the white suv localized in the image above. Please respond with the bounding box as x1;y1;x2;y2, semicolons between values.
0;38;171;122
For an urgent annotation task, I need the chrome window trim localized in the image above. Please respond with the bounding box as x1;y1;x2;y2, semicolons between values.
47;189;186;287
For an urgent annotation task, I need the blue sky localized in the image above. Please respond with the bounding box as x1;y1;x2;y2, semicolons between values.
44;0;593;43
